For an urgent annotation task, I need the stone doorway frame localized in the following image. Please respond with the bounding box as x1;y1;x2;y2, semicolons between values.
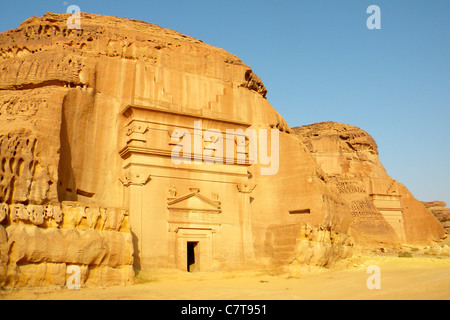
175;227;213;272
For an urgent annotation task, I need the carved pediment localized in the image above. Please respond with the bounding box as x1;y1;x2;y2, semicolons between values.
167;189;221;213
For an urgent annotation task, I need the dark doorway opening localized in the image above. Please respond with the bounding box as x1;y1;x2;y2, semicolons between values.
187;241;198;272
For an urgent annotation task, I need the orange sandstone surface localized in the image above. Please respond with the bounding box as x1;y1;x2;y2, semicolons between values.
0;13;446;289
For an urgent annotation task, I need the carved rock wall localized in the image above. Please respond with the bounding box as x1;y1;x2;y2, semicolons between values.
0;13;445;287
2;12;351;268
0;12;289;208
293;122;445;245
0;88;65;205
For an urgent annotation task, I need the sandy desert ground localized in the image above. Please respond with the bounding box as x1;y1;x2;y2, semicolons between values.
1;254;449;300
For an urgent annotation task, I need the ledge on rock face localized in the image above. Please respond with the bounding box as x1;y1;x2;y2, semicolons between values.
422;201;447;209
292;121;378;154
291;121;385;180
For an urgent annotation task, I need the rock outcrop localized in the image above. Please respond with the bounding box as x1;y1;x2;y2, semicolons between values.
0;13;445;287
422;201;450;237
0;201;133;287
293;122;445;245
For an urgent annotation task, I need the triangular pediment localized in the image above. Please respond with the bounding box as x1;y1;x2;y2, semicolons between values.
168;191;221;212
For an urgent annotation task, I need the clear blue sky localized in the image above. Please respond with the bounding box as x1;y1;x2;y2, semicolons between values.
1;1;449;206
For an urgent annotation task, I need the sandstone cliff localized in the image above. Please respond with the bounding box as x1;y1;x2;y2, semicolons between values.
293;122;446;245
0;13;446;287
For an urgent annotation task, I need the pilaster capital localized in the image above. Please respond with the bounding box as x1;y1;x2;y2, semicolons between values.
236;182;257;194
120;171;151;187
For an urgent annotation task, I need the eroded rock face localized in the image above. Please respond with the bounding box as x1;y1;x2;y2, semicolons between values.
0;200;133;287
0;12;295;285
423;201;450;238
0;12;289;208
293;122;445;245
0;13;445;287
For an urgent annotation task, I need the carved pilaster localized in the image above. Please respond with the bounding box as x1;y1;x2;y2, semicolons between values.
125;121;149;145
236;182;256;263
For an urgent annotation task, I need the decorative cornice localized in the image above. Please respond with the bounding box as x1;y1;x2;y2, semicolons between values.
119;145;252;166
121;104;251;127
